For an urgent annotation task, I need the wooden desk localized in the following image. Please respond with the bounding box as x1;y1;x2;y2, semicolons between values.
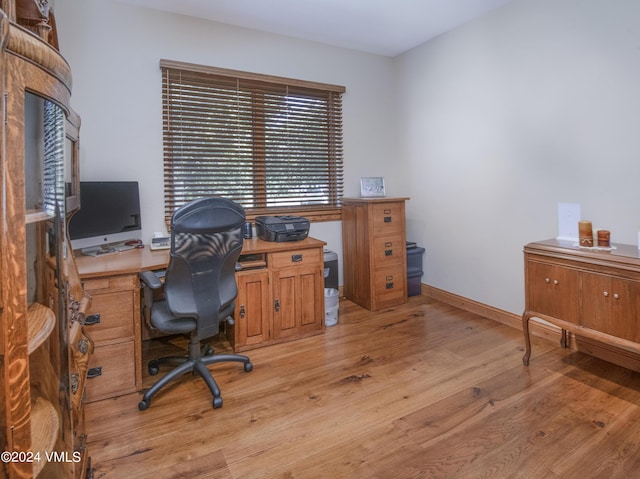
75;237;326;401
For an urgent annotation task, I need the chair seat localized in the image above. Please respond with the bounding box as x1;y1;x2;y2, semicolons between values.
150;300;197;334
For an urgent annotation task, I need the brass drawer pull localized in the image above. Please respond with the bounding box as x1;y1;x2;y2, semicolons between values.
385;249;393;256
384;217;392;223
291;254;303;262
386;273;395;288
87;367;103;379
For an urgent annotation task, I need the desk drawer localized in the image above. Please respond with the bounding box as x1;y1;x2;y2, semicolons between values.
83;273;135;294
271;248;322;269
84;289;135;343
85;340;136;402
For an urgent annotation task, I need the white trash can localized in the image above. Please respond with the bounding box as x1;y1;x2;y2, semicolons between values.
324;288;339;327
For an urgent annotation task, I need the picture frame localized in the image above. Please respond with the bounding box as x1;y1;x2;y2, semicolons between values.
360;177;386;197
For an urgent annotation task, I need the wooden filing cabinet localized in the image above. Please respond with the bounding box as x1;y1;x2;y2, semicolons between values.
342;197;409;311
229;238;326;351
522;239;640;367
81;273;142;402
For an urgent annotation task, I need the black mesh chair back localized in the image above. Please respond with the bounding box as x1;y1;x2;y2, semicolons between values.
164;197;245;340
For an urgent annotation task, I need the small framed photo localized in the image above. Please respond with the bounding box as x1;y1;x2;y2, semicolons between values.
360;177;386;197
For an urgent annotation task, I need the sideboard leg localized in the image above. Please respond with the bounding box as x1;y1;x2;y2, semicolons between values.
560;329;568;348
522;311;532;366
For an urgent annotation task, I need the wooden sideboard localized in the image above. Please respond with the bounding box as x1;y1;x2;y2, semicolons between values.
75;236;326;400
522;239;640;366
342;197;409;311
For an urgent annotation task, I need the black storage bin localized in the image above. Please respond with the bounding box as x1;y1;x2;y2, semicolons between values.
407;268;423;296
406;245;425;297
407;246;425;271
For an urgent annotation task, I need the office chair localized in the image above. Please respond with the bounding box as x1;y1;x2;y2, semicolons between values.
137;197;252;410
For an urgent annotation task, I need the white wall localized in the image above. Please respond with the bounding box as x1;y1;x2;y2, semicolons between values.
395;0;640;314
54;0;398;282
56;0;640;317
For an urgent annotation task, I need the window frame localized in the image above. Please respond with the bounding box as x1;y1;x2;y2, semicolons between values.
160;59;345;225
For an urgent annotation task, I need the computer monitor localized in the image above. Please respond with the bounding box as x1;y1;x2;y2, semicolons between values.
69;181;142;251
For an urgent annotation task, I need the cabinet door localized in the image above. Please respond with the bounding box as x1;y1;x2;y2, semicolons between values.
272;264;323;340
582;273;640;342
526;260;580;324
233;270;271;349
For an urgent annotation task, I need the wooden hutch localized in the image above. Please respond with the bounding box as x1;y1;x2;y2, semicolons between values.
0;1;92;478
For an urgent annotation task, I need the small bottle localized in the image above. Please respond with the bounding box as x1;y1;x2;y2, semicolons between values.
243;221;253;239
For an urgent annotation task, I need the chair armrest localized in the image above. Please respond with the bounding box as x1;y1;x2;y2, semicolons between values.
139;270;163;290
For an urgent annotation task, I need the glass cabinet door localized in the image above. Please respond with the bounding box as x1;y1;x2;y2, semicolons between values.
24;92;66;304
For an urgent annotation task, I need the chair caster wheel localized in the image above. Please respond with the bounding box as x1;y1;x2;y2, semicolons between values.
138;399;150;411
148;360;159;375
213;397;223;409
244;362;253;372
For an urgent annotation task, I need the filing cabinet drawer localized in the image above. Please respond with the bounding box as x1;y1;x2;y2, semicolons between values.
85;340;136;402
270;248;322;269
83;289;135;343
373;234;405;268
374;269;406;305
371;202;404;235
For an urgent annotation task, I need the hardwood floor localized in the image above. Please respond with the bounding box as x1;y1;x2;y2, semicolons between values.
84;296;640;478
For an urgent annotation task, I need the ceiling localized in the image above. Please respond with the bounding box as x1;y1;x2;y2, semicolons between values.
114;0;515;57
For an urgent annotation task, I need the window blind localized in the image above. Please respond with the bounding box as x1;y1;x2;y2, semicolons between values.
160;60;345;225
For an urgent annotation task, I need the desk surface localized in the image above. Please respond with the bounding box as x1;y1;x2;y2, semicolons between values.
74;236;327;278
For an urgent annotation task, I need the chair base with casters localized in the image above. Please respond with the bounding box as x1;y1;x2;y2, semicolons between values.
138;325;253;411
